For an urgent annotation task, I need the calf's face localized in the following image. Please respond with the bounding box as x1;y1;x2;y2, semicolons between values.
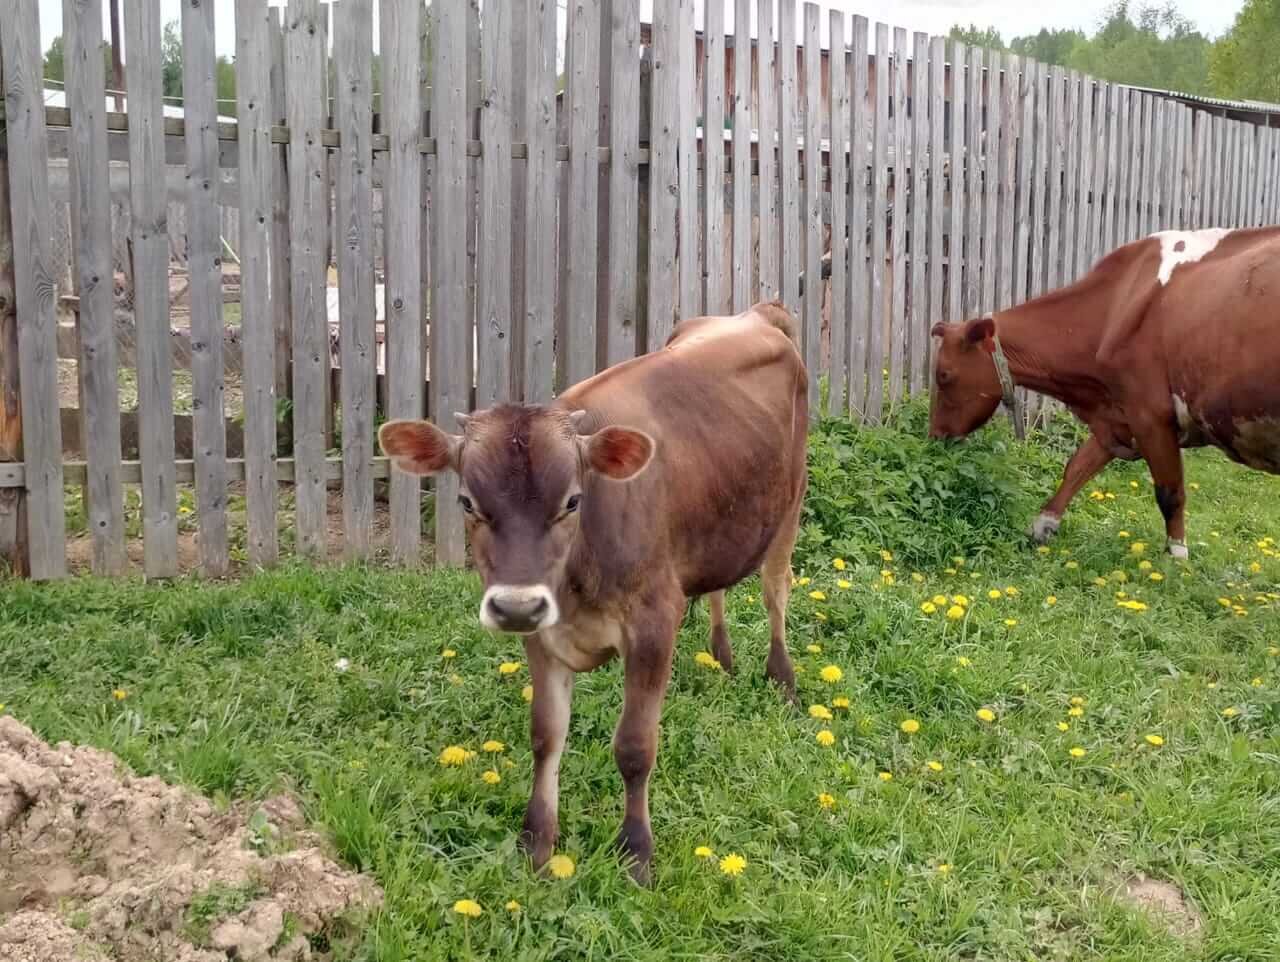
379;405;654;634
928;318;1004;440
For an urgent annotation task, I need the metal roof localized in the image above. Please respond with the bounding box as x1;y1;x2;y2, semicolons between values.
1123;85;1280;120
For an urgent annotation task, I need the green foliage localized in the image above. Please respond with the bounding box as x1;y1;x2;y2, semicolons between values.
184;881;263;947
1209;0;1280;102
949;24;1007;50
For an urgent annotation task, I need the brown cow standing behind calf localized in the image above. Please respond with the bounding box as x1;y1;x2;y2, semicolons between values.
930;226;1280;555
379;302;808;882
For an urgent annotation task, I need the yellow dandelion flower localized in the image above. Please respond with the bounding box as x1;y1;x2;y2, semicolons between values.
929;595;947;607
439;745;472;767
1144;734;1164;747
955;656;972;667
482;770;502;785
719;853;747;876
946;605;966;620
695;845;716;858
448;673;465;686
1149;572;1164;582
1093;576;1108;587
809;704;834;721
1069;746;1087;758
1250;561;1262;574
695;651;722;670
1138;560;1153;571
1065;560;1079;570
797;577;812;586
988;589;1003;600
1268;647;1279;656
453;899;483;918
1045;595;1058;606
912;572;926;583
921;601;938;614
1037;546;1052;556
976;708;996;723
820;665;844;683
952;594;970;606
900;718;921;734
1068;706;1084;717
881;549;895;562
1057;721;1070;732
1004;618;1018;627
952;556;966;566
1222;706;1239;717
806;644;823;655
818;792;836;810
546;854;575;879
837;579;852;590
833;557;847;571
809;590;827;601
442;649;458;659
499;662;522;675
1118;530;1131;539
1116;591;1129;599
1070;696;1084;705
816;729;836;747
1130;541;1147;555
1005;586;1019;596
878;771;893;782
832;696;851;709
506;900;521;912
927;760;944;772
881;572;896;586
945;567;958;575
522;685;534;702
937;862;952;875
1090;490;1105;501
483;740;505;753
111;689;128;701
1251;677;1264;687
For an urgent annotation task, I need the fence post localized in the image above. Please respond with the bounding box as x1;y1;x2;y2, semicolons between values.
0;40;27;576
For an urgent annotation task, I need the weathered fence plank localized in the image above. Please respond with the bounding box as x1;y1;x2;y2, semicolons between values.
2;0;65;578
996;50;1017;311
1012;55;1034;306
478;0;513;405
1029;62;1049;292
925;35;944;372
846;14;869;416
827;10;849;413
703;0;727;315
234;0;279;567
777;0;800;316
647;0;679;345
605;0;639;365
962;45;982;318
866;22;888;423
732;0;753;308
126;0;178;578
946;40;965;322
0;34;25;574
431;0;469;566
802;3;822;407
334;0;374;561
284;0;327;560
1078;75;1096;271
907;31;929;390
65;0;125;574
1060;71;1079;279
757;0;778;302
887;27;908;404
675;0;698;321
567;0;602;383
179;0;230;576
269;10;292;403
524;0;556;396
1045;65;1065;290
980;48;1001;314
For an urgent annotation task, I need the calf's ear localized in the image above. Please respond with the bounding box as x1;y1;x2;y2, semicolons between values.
584;426;655;481
930;322;947;338
378;419;461;475
964;317;996;348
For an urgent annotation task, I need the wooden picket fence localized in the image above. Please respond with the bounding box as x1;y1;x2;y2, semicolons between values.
1;0;1278;581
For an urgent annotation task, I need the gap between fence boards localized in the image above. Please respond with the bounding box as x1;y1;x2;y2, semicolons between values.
0;457;394;488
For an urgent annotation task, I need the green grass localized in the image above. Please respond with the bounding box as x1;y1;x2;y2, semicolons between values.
2;405;1279;961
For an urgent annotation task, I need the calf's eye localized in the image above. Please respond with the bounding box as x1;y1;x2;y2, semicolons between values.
459;495;475;514
564;494;581;514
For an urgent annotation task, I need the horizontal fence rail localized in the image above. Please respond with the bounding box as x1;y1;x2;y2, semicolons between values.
2;0;1278;579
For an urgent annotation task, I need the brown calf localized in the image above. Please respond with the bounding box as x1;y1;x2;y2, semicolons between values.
930;226;1280;555
379;302;808;882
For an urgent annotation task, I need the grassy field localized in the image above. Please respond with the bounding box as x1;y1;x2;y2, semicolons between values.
3;406;1279;961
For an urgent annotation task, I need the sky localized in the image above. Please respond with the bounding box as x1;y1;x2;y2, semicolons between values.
37;0;1245;63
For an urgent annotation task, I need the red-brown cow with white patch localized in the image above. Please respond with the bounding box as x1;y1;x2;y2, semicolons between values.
379;302;808;882
930;226;1280;555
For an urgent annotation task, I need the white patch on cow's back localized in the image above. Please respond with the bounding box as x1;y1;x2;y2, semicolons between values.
1152;228;1232;286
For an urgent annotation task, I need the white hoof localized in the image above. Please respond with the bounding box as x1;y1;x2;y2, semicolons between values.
1029;513;1061;544
1168;541;1189;560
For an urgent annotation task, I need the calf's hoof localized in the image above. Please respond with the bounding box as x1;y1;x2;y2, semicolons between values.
615;819;654;885
1028;513;1061;545
1167;539;1190;560
519;821;556;873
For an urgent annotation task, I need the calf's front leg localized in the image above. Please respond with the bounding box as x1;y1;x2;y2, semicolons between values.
1031;433;1115;543
521;636;575;871
1134;417;1189;558
613;606;678;885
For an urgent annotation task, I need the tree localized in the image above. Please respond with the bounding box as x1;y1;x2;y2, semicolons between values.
161;21;183;100
1010;28;1087;67
1209;0;1280;101
43;35;65;84
949;24;1005;51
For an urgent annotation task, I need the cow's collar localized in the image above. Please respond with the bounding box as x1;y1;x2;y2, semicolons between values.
989;322;1024;438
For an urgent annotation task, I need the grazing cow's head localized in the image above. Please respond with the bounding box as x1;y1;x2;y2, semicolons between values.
379;406;654;634
928;318;1004;439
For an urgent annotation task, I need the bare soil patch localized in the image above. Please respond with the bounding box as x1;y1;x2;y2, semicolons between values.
1115;873;1205;941
0;717;381;962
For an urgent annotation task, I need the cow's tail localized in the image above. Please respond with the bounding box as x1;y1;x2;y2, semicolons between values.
750;300;800;345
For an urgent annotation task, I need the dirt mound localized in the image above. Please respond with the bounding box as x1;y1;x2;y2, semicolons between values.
1116;873;1204;941
0;717;381;961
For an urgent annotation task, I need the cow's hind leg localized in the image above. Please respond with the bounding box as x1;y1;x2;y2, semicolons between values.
707;590;733;671
761;499;801;703
1031;433;1115;543
1134;415;1190;558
